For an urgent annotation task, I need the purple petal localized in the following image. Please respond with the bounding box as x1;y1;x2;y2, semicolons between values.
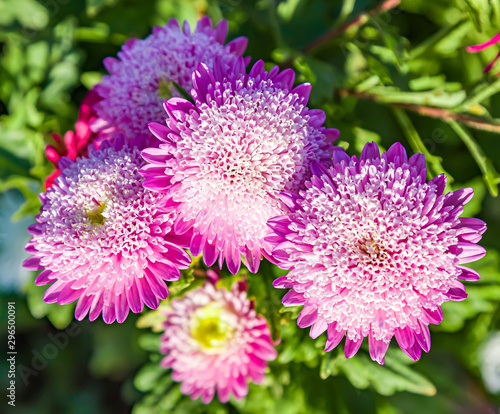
291;83;311;104
225;243;241;275
385;142;408;165
447;281;468;301
310;160;330;178
115;293;129;323
249;60;265;78
272;68;295;90
394;326;415;349
226;36;248;56
451;242;486;264
23;256;43;270
244;244;261;274
344;335;363;359
273;276;293;289
415;321;431;353
402;339;422;361
325;323;345;352
368;332;390;365
457;266;481;281
126;281;144;314
58;283;82;305
297;307;318;328
27;223;42;235
332;148;351;164
203;240;218;267
324;128;340;143
360;142;380;162
444;187;474;208
282;290;305;307
75;294;94;321
422;307;443;325
214;19;228;43
429;174;447;195
35;269;54;286
310;319;328;339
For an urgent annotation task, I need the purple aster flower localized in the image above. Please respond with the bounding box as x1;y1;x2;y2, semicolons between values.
93;16;247;141
160;277;277;404
23;137;192;323
141;57;339;275
267;142;486;364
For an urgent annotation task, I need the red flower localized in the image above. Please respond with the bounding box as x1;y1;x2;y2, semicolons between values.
44;89;104;189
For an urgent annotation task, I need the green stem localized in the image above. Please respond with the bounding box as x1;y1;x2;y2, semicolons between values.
455;77;500;112
392;107;453;188
447;120;499;197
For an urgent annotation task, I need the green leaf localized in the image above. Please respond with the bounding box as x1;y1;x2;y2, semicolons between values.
81;72;103;89
172;81;195;105
448;120;499;197
137;333;162;353
352;127;383;154
321;349;436;396
367;86;466;108
134;363;167;392
86;0;118;18
392;107;453;185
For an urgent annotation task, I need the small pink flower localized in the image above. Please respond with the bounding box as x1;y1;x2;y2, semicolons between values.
160;279;277;404
141;58;339;275
44;89;108;189
466;32;500;74
24;137;192;323
267;142;486;364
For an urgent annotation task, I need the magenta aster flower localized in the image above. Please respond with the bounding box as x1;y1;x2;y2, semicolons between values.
466;32;500;74
23;137;192;323
159;278;277;403
93;16;247;141
268;142;486;364
141;58;339;274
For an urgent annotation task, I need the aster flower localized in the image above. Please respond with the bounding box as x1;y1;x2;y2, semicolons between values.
466;32;500;74
45;89;107;189
23;137;192;323
141;57;339;275
92;16;247;141
159;277;277;404
267;142;486;364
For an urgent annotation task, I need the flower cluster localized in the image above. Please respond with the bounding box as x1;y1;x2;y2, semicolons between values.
24;14;488;405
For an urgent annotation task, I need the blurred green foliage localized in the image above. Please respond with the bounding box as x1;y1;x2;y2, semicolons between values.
2;0;500;413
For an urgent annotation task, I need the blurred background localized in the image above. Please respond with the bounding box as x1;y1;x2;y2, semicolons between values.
1;0;500;412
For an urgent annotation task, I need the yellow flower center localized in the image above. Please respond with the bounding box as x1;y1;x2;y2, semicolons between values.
88;202;107;225
190;303;236;351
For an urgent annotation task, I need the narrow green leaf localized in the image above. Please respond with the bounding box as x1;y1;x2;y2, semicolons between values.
392;107;453;186
172;81;195;105
448;120;499;197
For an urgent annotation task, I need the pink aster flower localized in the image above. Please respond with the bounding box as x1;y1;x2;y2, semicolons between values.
141;57;339;275
268;142;486;364
466;32;500;74
23;137;192;323
92;16;247;141
160;278;277;404
45;89;108;189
